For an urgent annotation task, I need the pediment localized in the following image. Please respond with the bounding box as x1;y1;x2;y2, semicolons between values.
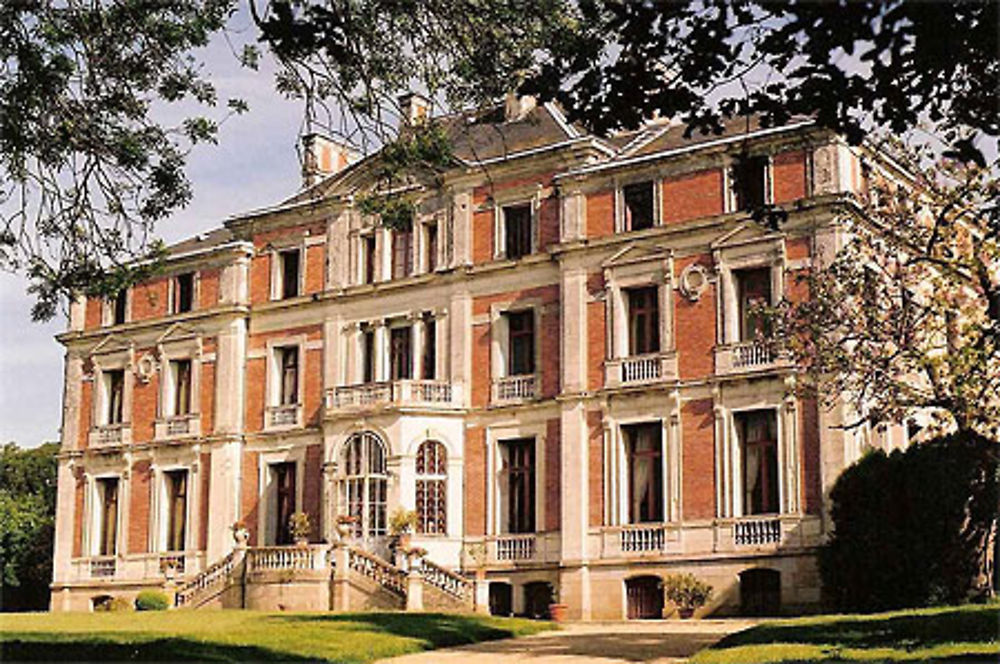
710;221;783;250
90;333;133;357
156;322;200;345
602;242;672;269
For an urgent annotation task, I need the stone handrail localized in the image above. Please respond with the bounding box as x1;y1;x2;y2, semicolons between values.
734;517;782;546
246;545;328;572
494;534;536;561
348;546;406;597
619;524;667;553
418;558;474;603
491;374;538;403
175;549;239;608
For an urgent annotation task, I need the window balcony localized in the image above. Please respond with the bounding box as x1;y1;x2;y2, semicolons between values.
325;380;462;412
714;341;792;376
88;423;131;448
604;351;678;388
733;516;782;547
265;403;302;429
154;414;201;440
599;523;680;559
484;533;560;566
491;374;539;405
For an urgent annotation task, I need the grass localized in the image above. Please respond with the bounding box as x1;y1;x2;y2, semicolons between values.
0;610;554;663
691;603;1000;663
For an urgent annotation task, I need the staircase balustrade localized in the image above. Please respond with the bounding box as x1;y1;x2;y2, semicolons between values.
418;558;474;603
347;546;407;597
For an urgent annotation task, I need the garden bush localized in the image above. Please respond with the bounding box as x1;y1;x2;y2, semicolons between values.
134;589;170;611
93;595;132;612
662;573;713;612
820;430;998;612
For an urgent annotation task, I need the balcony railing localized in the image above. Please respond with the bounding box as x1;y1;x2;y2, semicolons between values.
89;424;131;448
605;351;678;388
494;534;536;561
714;341;790;376
326;380;460;411
246;545;329;573
89;556;117;578
266;404;300;428
733;516;782;546
154;414;200;440
491;374;538;404
600;523;679;558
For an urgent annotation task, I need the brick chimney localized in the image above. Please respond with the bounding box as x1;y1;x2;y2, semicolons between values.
504;91;536;122
301;134;359;189
398;92;432;125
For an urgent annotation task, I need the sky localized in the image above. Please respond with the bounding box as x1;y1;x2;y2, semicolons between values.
0;18;306;447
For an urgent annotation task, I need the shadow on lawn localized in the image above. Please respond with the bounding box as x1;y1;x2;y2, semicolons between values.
271;612;539;649
710;605;999;651
0;637;313;663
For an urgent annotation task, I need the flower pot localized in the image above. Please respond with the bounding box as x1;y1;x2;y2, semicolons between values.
678;607;695;619
233;528;249;545
336;522;354;540
548;603;568;622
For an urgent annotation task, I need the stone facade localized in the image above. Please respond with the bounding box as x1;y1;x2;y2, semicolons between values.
50;104;908;618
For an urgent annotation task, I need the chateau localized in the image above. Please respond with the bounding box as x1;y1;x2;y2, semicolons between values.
49;95;905;619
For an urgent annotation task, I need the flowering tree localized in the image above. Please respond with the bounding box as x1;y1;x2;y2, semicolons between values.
775;149;999;440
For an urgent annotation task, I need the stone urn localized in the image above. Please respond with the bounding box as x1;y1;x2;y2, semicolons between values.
232;523;249;546
335;516;357;541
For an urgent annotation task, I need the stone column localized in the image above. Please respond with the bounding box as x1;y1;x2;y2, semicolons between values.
374;320;388;382
405;566;423;611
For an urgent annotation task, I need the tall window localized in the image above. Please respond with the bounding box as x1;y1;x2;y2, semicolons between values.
507;310;535;376
733;155;769;211
170;359;192;416
279;249;301;299
736;267;772;341
738;410;779;515
422;316;436;380
502;438;535;533
272;462;297;545
392;229;413;279
627;286;660;355
362;235;377;284
416;441;447;535
362;329;376;383
341;432;388;540
390;326;413;380
623;181;655;231
424;222;438;272
623;423;663;523
104;369;125;425
278;347;299;405
173;273;194;313
503;204;532;260
112;289;127;325
164;470;188;551
96;477;119;556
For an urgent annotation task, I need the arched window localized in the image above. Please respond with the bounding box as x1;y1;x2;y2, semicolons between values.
415;440;447;535
340;432;388;541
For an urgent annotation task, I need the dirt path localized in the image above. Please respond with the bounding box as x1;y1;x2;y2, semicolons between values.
376;619;757;664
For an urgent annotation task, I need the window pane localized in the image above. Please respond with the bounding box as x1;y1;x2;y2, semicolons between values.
623;182;654;231
107;370;124;424
363;236;377;284
165;470;187;551
736;268;772;341
281;250;300;299
504;204;532;260
175;273;194;313
173;360;192;416
392;230;413;279
627;287;660;355
416;441;447;535
280;348;298;404
390;327;413;380
362;331;376;383
503;438;535;533
739;410;779;515
734;156;768;211
422;318;436;380
507;311;535;376
113;290;127;325
99;478;119;556
425;223;437;272
623;423;663;523
274;463;296;544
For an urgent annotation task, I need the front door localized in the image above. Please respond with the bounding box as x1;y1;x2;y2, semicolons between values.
626;576;664;619
340;432;389;557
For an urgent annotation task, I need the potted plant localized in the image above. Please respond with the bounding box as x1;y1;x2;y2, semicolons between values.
389;508;419;550
288;511;312;546
662;573;713;619
231;520;249;545
335;514;357;541
547;586;568;623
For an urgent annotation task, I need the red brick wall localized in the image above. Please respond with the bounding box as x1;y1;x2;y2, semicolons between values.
586;190;614;239
131;278;168;321
773;150;807;204
472;207;494;264
800;397;822;515
464;426;486;536
73;472;85;557
587;272;606;391
471;322;491;408
538;197;560;251
304;348;323;426
250;253;271;304
244;358;266;433
241;452;260;545
131;363;158;443
199;452;211;550
674;254;717;380
545;418;561;531
540;308;561;398
245;325;323;433
305;243;325;294
588;410;604;527
199;269;220;309
304;444;323;542
663;169;724;224
78;380;93;449
681;398;716;520
786;236;811;262
199;362;215;434
84;298;102;330
128;460;151;554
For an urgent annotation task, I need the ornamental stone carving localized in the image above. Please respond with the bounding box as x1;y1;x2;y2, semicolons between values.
679;263;709;301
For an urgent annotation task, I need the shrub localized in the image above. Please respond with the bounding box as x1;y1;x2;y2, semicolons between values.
662;573;713;611
135;589;170;611
820;430;999;612
93;595;132;612
388;508;418;536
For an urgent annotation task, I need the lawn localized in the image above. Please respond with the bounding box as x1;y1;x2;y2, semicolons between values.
0;610;554;663
691;603;999;663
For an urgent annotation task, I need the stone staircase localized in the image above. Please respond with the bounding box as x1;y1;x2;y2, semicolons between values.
172;543;481;613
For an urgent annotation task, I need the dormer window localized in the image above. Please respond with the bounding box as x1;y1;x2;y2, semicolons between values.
172;273;194;314
623;181;655;231
502;204;533;260
278;249;301;299
732;156;770;211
